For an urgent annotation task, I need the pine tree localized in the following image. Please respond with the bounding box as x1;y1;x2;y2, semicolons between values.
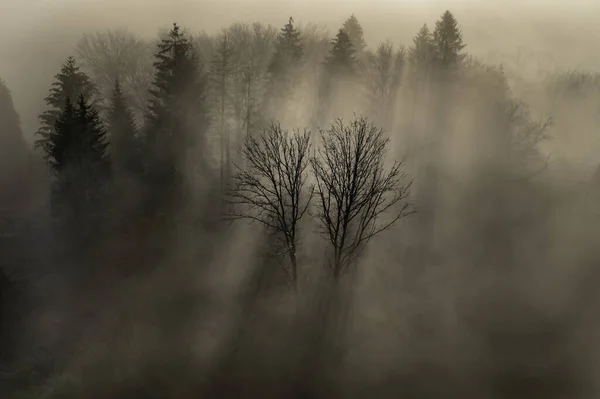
47;95;109;177
409;24;436;71
342;14;367;54
107;79;139;173
46;95;110;216
35;56;99;156
144;23;208;186
325;29;356;77
268;17;303;78
432;10;466;70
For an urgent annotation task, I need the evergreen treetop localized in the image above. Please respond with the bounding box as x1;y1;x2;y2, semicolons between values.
409;24;436;69
268;17;303;76
342;14;366;53
35;56;99;155
432;10;466;69
46;94;109;178
325;29;356;76
144;23;208;179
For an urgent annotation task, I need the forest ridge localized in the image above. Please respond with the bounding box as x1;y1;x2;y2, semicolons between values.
2;9;600;399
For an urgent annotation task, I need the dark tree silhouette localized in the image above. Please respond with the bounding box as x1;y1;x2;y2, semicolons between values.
144;23;209;191
226;122;313;288
311;116;413;278
268;17;303;79
342;14;367;54
432;10;466;71
325;29;356;77
35;57;99;157
46;95;110;217
409;24;436;73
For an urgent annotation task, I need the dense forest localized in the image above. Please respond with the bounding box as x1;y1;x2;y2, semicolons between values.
2;8;600;398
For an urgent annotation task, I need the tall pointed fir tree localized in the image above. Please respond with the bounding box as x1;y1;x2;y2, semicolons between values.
317;28;357;124
265;17;303;111
144;23;209;203
268;17;303;79
107;79;140;174
35;56;99;156
342;14;367;55
432;11;466;72
45;95;110;218
325;29;356;77
409;24;436;74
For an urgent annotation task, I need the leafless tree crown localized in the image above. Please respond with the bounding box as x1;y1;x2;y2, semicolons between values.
225;121;313;282
311;115;413;278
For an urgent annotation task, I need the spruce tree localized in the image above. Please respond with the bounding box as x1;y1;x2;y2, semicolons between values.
432;10;466;70
107;79;139;173
35;56;99;156
342;14;367;54
325;29;356;77
268;17;303;78
144;23;208;186
46;95;110;215
409;24;436;71
47;95;109;178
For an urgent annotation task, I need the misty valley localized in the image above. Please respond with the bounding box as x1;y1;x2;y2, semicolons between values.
2;7;600;399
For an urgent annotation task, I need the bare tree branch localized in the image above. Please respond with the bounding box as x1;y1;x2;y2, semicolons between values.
224;121;313;287
311;115;414;278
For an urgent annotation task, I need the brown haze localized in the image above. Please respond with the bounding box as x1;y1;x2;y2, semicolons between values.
2;1;600;398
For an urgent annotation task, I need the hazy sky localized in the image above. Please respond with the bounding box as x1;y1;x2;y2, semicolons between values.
2;0;600;137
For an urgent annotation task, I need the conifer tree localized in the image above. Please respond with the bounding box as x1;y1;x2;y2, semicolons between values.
107;79;139;173
268;17;303;78
46;95;110;215
35;57;99;156
342;14;367;54
325;29;356;77
432;10;466;70
47;95;109;177
409;24;436;71
144;23;208;186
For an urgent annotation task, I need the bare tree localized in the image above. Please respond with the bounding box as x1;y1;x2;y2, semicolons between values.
225;122;313;289
75;29;154;119
366;40;406;127
311;116;413;278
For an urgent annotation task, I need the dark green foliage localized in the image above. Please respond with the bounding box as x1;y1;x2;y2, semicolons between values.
432;10;466;70
342;14;366;54
35;57;99;156
144;23;209;184
325;29;356;77
107;79;140;173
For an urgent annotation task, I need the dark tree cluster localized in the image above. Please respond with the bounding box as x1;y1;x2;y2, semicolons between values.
2;8;586;399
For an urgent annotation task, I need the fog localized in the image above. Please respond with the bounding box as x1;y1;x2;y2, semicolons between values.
2;0;600;398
